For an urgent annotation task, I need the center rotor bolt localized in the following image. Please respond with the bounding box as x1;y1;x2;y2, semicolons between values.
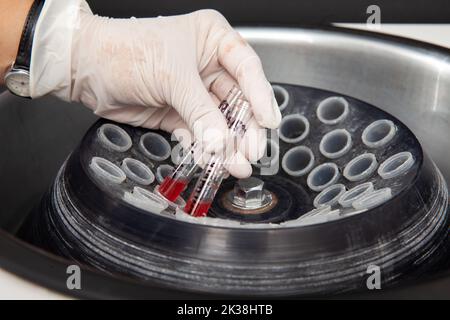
231;177;272;210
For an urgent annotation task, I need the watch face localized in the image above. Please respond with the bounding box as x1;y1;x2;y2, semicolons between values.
5;69;30;97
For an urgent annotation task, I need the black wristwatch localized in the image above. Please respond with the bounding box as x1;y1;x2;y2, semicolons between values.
4;0;45;98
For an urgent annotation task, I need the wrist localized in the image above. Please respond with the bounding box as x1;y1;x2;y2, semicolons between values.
0;0;34;84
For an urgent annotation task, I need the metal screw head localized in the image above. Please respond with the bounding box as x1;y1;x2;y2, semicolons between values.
232;177;271;209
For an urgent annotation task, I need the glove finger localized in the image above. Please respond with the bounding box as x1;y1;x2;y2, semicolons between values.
197;91;253;178
239;117;267;163
95;105;163;128
174;75;229;154
209;70;239;101
208;92;221;105
209;73;266;164
158;108;194;150
210;73;266;163
223;150;253;179
217;30;281;129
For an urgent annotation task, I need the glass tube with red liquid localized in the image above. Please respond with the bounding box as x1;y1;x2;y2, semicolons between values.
157;86;243;202
184;99;252;217
183;155;226;217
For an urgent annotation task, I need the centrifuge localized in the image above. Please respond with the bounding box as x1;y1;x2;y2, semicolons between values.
1;8;450;299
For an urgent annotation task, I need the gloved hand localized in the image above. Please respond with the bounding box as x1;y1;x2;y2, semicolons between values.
30;0;282;178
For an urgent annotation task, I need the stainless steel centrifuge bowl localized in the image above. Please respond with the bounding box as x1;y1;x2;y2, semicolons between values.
1;26;450;298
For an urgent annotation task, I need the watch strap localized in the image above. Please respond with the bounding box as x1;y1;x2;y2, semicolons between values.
14;0;45;70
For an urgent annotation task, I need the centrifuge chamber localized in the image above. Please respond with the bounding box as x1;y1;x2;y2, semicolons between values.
1;26;450;299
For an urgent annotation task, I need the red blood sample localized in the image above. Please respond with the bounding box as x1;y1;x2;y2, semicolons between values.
159;177;188;202
184;199;212;217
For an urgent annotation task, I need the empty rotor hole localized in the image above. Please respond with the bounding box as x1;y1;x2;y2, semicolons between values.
272;85;289;111
123;186;168;214
139;132;171;161
378;152;414;179
320;129;352;159
338;182;374;208
362;119;396;148
314;184;346;208
89;157;126;184
307;163;340;191
282;146;314;176
317;97;349;124
132;186;168;212
97;123;132;152
121;158;155;185
343;153;378;181
352;188;392;210
279;114;310;143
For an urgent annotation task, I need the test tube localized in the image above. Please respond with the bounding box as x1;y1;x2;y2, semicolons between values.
158;86;243;202
184;99;252;217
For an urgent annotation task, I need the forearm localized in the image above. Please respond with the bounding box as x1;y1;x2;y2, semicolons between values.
0;0;34;84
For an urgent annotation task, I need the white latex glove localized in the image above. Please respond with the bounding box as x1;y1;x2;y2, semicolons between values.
30;0;282;178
